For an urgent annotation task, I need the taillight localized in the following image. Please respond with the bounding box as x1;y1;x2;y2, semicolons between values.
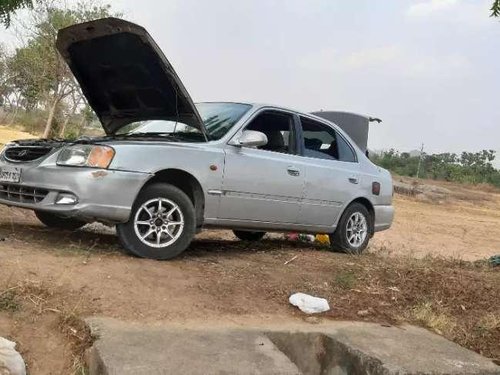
372;182;381;196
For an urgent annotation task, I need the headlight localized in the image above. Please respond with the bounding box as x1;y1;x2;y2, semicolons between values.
57;145;115;168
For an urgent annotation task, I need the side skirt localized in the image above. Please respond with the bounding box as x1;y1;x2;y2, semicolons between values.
203;218;336;234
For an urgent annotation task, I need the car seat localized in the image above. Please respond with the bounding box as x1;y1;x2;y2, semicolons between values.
262;131;287;153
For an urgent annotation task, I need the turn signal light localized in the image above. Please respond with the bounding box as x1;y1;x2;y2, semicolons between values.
88;146;115;168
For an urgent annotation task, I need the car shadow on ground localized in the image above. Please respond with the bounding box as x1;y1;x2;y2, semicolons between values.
0;222;121;255
185;237;325;258
0;221;326;259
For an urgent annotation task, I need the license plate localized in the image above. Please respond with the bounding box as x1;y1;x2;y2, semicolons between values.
0;166;21;183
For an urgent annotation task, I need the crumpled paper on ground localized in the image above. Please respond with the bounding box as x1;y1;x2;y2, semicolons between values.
289;292;330;314
0;337;26;375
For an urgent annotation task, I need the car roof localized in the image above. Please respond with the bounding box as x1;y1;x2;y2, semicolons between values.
195;101;363;130
195;102;372;121
196;101;308;116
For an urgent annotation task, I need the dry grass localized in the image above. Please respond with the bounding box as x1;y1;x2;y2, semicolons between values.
58;313;93;375
409;302;457;335
0;125;34;147
393;175;500;204
0;279;93;374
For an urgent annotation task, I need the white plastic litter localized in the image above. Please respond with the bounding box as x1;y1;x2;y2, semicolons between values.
0;337;26;375
289;293;330;314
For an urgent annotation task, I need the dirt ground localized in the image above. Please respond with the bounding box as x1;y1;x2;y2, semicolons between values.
372;177;500;260
0;183;499;374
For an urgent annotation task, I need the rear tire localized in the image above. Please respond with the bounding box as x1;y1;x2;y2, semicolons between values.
116;183;196;260
35;211;86;231
329;203;372;254
233;230;266;242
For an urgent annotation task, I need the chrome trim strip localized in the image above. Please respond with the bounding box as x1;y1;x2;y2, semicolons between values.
207;189;223;196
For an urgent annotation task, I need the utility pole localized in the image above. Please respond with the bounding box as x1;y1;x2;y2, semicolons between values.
416;143;424;179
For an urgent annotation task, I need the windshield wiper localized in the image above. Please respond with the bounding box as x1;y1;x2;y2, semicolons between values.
167;132;206;141
120;132;181;141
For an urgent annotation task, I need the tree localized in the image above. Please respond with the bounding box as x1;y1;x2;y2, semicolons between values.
0;0;34;27
9;2;117;137
0;45;9;106
492;0;500;17
372;149;500;187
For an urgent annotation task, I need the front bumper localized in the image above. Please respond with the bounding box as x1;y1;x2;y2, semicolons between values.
0;163;151;223
373;204;394;232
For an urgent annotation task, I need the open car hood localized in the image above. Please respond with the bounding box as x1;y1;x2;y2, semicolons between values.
57;18;206;137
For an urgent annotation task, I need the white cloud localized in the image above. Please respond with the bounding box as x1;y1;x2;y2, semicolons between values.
299;45;470;79
406;0;493;28
299;46;401;72
340;46;401;70
406;54;471;77
407;0;459;17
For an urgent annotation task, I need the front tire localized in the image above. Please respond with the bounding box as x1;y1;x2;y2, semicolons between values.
233;230;266;241
35;211;86;231
329;203;372;254
116;183;196;260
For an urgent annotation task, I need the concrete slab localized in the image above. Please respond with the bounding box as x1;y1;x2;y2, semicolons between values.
85;318;500;375
331;323;500;374
85;318;300;375
269;322;500;375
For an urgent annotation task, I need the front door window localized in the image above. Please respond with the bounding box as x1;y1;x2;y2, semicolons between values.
245;111;296;154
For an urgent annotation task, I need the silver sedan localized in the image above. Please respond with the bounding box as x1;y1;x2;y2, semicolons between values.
0;18;393;259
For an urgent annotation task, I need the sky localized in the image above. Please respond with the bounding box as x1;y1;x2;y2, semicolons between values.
1;0;499;161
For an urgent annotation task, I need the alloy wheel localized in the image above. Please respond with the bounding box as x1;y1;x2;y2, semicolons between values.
346;212;368;248
133;198;184;248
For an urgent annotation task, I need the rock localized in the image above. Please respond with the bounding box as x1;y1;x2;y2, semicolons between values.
489;254;500;267
357;307;375;317
304;316;321;324
0;337;26;375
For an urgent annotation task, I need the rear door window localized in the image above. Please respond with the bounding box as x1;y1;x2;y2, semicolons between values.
299;117;357;162
336;133;357;162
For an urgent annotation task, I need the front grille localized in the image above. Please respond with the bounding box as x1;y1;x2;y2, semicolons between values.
4;146;53;162
0;184;49;204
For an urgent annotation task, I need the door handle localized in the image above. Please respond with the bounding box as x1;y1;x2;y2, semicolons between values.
287;167;300;177
348;176;359;184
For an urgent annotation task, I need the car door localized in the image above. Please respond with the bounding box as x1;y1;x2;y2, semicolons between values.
217;110;306;223
298;116;361;226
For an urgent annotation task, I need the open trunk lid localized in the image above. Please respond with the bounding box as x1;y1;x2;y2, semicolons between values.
311;111;381;153
56;17;206;137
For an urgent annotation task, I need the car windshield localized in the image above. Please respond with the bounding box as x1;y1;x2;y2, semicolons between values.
115;102;252;141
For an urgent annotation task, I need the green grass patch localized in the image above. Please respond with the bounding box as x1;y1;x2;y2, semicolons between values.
0;289;21;312
334;271;357;290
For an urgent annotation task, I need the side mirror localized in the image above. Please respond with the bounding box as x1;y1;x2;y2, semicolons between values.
234;130;268;148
